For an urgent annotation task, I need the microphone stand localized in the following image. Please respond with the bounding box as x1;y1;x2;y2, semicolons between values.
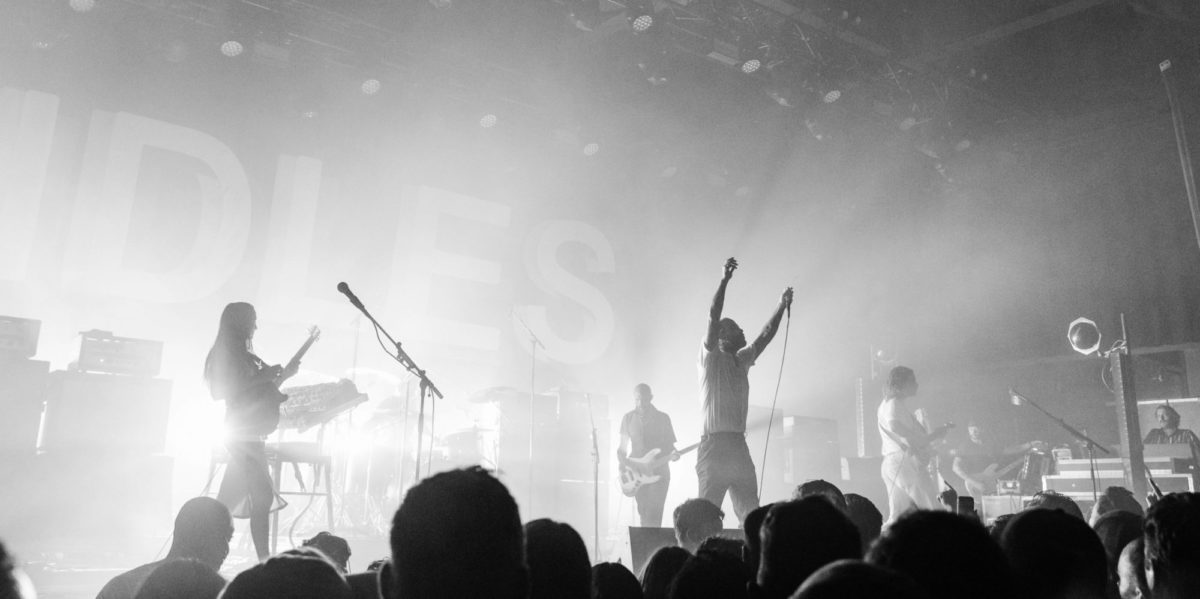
341;290;444;486
587;393;600;561
513;309;546;512
1011;389;1110;504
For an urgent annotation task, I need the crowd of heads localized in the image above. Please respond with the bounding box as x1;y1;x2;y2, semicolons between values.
3;467;1199;599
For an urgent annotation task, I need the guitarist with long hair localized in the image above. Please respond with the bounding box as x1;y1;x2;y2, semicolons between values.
877;366;953;524
617;383;678;527
204;302;302;560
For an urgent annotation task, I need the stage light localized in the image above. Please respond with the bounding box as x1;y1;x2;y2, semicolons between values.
583;142;600;156
220;40;244;58
480;114;498;128
823;89;841;104
1068;317;1101;356
741;59;762;74
69;0;96;13
631;14;654;33
360;78;381;95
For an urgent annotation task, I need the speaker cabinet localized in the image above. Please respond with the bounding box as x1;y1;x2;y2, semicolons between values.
40;371;172;454
0;358;48;456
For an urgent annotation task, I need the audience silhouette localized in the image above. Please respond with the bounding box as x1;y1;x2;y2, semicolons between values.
754;497;861;599
1144;492;1200;599
1000;507;1108;599
1092;510;1144;597
639;546;690;599
524;518;591;599
1;538;36;599
1026;490;1085;520
6;461;1199;599
382;466;527;599
792;480;848;513
867;510;1012;599
668;549;747;599
592;562;643;599
790;559;930;599
843;493;883;550
671;499;725;554
97;497;233;599
131;559;225;599
219;548;350;599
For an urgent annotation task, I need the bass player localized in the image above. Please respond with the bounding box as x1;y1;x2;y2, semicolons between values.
617;383;678;527
952;419;1042;501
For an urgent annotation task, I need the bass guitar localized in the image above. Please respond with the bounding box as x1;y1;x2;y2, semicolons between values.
620;442;699;497
244;326;321;435
962;442;1046;497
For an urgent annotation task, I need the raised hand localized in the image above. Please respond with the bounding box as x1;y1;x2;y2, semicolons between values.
723;257;738;281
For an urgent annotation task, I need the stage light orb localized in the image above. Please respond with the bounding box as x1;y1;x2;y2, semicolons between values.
741;59;761;74
583;142;600;156
480;114;498;128
1068;317;1101;356
361;78;381;95
220;40;244;57
823;89;841;104
631;14;654;33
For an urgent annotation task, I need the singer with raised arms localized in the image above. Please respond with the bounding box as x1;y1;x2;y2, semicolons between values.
696;257;793;523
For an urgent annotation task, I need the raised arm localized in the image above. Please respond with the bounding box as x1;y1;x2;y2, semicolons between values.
705;258;738;351
751;287;793;356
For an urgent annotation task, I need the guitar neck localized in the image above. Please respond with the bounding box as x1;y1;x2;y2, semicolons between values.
286;337;317;370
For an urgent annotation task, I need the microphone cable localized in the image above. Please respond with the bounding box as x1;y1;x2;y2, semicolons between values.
758;306;792;498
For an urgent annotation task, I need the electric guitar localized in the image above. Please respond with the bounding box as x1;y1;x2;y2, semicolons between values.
963;455;1026;498
962;442;1046;497
619;442;699;497
244;326;321;435
911;422;955;466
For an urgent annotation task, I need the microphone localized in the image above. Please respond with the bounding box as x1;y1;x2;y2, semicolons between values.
337;282;364;310
1009;388;1024;406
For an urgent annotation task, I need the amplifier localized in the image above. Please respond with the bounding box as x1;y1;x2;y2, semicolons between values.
41;371;172;454
0;358;49;455
0;316;40;359
78;330;163;376
1043;473;1194;496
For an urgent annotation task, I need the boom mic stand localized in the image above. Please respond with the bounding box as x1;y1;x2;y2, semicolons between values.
337;283;444;486
1010;388;1110;504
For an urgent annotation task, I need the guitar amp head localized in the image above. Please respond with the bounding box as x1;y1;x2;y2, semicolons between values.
77;330;163;377
997;479;1021;495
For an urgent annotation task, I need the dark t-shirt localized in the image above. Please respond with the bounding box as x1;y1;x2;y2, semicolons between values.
620;407;677;474
955;439;1005;475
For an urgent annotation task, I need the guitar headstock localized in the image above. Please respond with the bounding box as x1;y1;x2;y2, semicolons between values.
307;326;321;342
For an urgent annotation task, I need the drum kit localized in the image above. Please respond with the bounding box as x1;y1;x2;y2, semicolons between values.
342;386;518;504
